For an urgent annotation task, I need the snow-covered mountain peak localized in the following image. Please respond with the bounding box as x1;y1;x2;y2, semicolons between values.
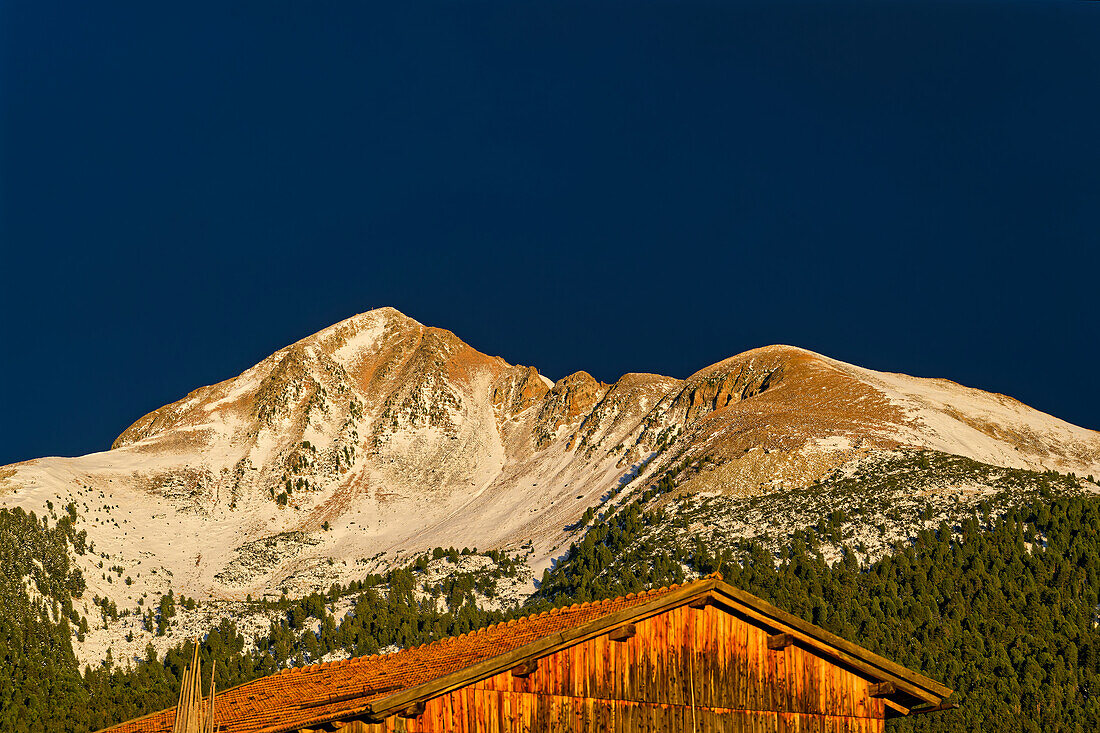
3;310;1098;624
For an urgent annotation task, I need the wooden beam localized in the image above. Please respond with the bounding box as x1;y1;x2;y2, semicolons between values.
909;702;959;716
884;698;910;717
712;580;953;701
608;624;636;642
322;723;371;732
688;596;710;609
258;712;377;733
709;590;948;704
869;681;897;697
398;701;425;719
510;658;539;677
767;632;795;651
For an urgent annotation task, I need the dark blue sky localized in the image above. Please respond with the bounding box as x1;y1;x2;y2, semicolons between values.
1;1;1098;465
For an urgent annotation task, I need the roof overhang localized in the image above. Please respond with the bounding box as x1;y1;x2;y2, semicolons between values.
359;577;952;724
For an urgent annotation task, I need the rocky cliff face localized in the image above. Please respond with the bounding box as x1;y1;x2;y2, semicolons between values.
3;307;1099;616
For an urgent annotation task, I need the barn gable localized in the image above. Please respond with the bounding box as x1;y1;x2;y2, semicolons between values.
100;575;952;733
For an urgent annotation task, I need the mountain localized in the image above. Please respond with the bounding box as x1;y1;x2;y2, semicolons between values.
1;307;1098;662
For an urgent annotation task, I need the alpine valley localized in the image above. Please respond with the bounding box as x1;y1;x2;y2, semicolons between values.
3;307;1100;731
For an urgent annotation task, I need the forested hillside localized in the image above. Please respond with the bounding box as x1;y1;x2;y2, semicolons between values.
5;483;1100;731
539;490;1100;732
0;505;88;730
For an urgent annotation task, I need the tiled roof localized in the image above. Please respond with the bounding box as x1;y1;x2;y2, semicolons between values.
99;580;698;733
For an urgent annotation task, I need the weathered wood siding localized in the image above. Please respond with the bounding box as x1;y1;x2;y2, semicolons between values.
318;605;885;732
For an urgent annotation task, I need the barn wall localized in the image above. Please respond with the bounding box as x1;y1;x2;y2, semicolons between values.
331;605;885;733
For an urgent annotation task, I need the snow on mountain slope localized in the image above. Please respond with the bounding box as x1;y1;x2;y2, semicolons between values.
1;308;1098;626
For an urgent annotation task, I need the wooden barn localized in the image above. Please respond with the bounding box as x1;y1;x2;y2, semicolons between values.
101;574;952;733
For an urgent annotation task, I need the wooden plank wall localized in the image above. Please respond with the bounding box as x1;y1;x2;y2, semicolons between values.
312;605;885;733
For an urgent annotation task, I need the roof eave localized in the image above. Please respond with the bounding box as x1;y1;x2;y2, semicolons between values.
366;577;950;721
710;581;952;704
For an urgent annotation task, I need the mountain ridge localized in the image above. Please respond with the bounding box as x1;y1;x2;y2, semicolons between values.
1;307;1097;630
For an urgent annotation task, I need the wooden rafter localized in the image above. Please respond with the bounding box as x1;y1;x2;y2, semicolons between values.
884;698;911;717
510;658;539;677
869;681;897;697
608;623;636;642
767;633;795;651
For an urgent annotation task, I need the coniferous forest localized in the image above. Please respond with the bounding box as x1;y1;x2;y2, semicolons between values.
5;489;1100;731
